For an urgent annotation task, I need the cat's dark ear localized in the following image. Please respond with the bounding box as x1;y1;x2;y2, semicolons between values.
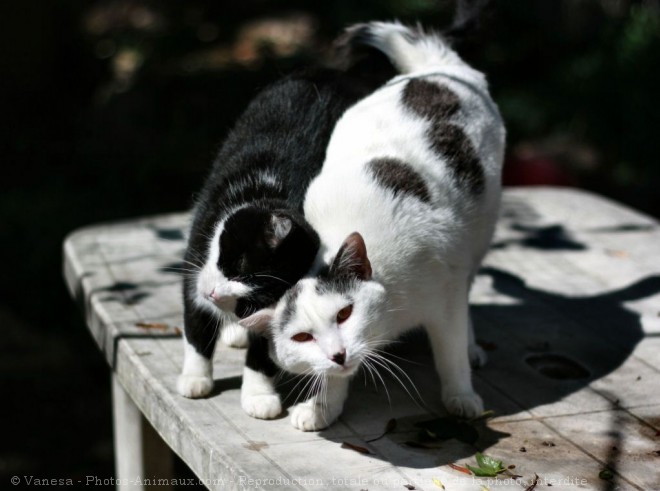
264;213;293;249
239;308;275;333
330;232;372;281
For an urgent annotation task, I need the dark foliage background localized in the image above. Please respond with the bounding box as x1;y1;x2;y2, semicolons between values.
1;0;658;486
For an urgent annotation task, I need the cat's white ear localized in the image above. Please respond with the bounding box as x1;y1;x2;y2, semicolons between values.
239;308;275;333
265;214;293;248
330;232;372;281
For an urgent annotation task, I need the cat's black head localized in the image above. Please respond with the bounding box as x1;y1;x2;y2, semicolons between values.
217;206;320;318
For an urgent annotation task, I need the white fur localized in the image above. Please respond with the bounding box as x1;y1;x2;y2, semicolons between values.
245;22;505;428
240;366;282;419
290;376;349;431
220;321;250;348
353;21;464;73
177;337;214;398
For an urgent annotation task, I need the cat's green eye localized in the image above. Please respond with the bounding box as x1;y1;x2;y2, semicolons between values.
291;332;313;342
336;304;353;324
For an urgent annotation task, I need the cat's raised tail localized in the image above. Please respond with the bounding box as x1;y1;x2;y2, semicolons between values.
343;21;462;75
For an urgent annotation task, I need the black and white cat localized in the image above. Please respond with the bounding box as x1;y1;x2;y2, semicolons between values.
240;22;506;430
177;35;395;399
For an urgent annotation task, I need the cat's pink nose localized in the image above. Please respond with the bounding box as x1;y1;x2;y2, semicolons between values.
209;289;226;302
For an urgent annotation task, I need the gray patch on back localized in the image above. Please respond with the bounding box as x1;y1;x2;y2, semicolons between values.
428;122;484;194
368;157;431;203
401;79;484;195
402;79;460;120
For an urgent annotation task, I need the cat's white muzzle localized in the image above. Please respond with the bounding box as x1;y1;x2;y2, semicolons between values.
205;281;253;312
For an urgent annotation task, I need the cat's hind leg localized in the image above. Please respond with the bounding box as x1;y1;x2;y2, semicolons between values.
423;274;484;418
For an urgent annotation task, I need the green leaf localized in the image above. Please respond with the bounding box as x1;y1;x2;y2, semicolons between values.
466;464;499;477
465;453;506;477
475;452;505;473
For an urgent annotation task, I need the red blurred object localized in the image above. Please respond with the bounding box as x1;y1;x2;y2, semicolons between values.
503;154;576;186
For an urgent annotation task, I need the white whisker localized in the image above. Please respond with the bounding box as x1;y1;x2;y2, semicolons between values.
371;347;425;367
367;352;426;409
252;274;292;286
284;368;315;403
364;358;392;406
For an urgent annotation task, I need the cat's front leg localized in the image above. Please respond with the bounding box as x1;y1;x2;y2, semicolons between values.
424;277;484;418
177;305;218;398
290;376;349;431
241;335;282;419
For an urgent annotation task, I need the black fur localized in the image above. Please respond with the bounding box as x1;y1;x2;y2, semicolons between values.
220;207;318;319
183;44;396;360
245;332;279;378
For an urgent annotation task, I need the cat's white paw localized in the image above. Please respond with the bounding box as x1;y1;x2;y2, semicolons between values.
443;391;484;419
242;394;282;419
469;343;488;368
290;403;333;431
221;322;249;348
177;374;213;398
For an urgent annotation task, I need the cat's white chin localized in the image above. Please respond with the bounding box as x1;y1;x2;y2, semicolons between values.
325;363;359;377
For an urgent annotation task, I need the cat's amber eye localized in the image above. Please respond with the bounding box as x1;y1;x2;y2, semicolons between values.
291;332;313;342
336;304;353;324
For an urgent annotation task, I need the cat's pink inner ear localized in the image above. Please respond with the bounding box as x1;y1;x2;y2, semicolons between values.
265;214;293;248
239;308;275;333
334;232;372;281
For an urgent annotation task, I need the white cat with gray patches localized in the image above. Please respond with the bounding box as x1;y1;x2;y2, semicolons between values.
240;21;506;431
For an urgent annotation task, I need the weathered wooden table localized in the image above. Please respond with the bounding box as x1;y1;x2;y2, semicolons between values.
63;188;660;490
